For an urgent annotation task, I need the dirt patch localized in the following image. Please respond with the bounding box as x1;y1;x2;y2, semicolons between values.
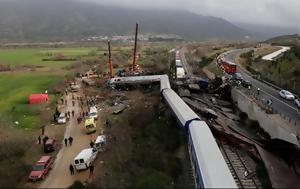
0;64;12;71
91;89;160;188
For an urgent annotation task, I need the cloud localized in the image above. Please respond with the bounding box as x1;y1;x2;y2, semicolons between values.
76;0;300;27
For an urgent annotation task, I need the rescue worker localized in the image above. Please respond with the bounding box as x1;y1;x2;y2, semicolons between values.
68;137;73;146
38;136;41;144
105;119;110;128
89;163;94;178
69;164;74;175
90;140;94;148
43;136;48;145
64;138;68;146
257;88;260;95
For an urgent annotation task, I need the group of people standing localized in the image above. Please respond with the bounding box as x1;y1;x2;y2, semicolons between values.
64;137;73;146
257;88;273;107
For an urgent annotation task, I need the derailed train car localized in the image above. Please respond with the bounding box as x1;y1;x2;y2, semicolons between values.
175;51;186;79
109;75;237;188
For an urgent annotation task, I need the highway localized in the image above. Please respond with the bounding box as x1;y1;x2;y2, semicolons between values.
224;49;300;130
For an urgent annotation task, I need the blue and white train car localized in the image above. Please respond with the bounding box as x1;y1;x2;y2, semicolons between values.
109;75;237;188
188;121;237;188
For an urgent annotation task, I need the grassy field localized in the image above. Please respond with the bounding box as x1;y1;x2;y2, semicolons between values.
0;45;162;130
0;47;98;129
0;48;96;68
0;72;62;129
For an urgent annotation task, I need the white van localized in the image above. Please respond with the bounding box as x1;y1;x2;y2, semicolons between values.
57;113;66;124
88;106;98;120
73;148;98;171
95;135;106;152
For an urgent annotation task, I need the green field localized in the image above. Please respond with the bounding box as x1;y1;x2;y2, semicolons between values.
0;72;62;129
0;48;96;68
0;47;96;129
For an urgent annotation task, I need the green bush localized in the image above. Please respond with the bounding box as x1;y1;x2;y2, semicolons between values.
130;116;184;188
247;120;260;129
256;161;272;188
132;169;172;189
241;50;254;66
69;180;85;189
239;112;248;123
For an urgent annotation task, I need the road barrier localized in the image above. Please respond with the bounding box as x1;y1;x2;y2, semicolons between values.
232;88;299;146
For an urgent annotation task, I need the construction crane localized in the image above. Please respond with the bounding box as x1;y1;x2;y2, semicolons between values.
132;23;139;71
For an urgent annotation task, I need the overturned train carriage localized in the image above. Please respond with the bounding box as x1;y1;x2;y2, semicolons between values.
108;75;237;188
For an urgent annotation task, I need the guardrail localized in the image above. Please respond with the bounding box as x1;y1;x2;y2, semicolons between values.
237;85;299;129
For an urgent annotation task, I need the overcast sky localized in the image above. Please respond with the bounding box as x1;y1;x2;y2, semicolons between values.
77;0;300;28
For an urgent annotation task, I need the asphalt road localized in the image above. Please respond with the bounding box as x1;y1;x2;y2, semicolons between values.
224;49;300;128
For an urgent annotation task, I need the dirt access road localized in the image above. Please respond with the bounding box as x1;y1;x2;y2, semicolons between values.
39;86;99;188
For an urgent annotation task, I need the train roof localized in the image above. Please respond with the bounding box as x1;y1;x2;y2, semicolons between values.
162;88;199;127
176;62;183;67
189;122;237;188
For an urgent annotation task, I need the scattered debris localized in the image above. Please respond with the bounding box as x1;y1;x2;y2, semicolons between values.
113;104;127;114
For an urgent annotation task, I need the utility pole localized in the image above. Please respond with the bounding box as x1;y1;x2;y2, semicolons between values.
108;40;113;78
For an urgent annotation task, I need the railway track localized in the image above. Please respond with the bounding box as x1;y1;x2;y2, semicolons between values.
220;144;262;188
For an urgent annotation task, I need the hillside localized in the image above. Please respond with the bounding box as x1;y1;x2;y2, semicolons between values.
264;34;300;46
0;0;248;42
234;22;297;41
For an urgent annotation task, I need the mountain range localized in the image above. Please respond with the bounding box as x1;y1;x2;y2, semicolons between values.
0;0;295;42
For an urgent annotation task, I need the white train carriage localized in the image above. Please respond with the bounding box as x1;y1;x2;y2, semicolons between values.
162;88;199;128
108;74;237;188
176;59;183;67
176;67;186;79
188;121;237;188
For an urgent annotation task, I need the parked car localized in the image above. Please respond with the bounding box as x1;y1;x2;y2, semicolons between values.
233;72;243;80
28;156;53;182
241;80;252;88
44;138;56;153
57;113;66;124
279;90;295;100
88;106;98;120
94;135;106;152
295;98;300;108
84;118;96;134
